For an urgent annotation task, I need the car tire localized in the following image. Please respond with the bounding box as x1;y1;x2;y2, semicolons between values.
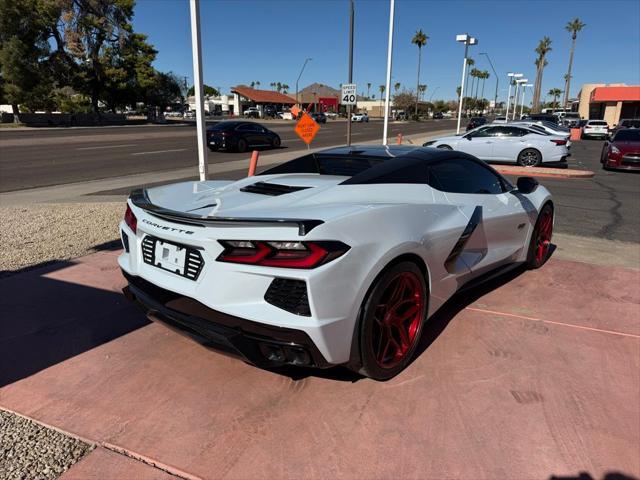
526;202;554;269
437;145;452;150
356;261;428;381
236;138;248;153
271;136;281;148
517;148;542;167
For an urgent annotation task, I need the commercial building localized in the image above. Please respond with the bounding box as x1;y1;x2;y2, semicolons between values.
230;85;295;117
576;84;640;127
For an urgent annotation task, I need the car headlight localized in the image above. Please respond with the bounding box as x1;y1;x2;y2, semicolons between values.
423;140;437;147
610;145;621;155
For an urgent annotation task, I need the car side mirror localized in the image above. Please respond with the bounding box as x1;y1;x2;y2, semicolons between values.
516;176;538;194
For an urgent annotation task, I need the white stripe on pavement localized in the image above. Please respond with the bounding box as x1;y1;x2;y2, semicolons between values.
131;149;187;156
76;144;138;150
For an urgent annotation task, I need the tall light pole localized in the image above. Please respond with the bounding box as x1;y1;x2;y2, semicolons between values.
346;0;354;146
520;83;533;118
479;52;498;112
295;58;312;107
505;72;522;120
513;77;527;120
382;0;395;145
456;33;478;134
189;0;207;181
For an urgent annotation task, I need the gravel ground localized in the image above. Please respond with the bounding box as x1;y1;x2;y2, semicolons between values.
0;202;123;276
0;409;93;479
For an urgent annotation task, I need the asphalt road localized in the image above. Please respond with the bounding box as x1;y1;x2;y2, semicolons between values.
0;119;458;192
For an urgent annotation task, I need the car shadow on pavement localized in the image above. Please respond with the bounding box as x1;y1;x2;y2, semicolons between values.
549;472;638;480
0;256;148;387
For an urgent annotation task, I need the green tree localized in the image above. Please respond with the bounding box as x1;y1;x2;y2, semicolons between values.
366;82;371;98
563;18;585;107
379;84;385;116
394;82;401;93
531;36;552;113
0;0;56;119
548;88;563;108
146;71;182;120
411;29;428;117
187;84;220;97
393;91;416;112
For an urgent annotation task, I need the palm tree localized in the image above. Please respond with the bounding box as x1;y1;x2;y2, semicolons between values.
270;82;276;90
563;18;586;108
480;71;489;112
255;81;260;88
548;88;563;108
281;84;289;94
418;84;427;100
464;58;474;96
276;82;282;92
367;82;372;99
394;82;401;93
250;81;255;88
531;36;552;113
411;29;429;117
379;84;385;117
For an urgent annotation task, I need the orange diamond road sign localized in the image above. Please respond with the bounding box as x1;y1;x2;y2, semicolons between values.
294;112;320;145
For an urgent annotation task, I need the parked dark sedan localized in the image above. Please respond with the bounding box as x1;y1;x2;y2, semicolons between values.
311;112;327;124
601;128;640;171
466;116;487;131
432;112;444;119
206;121;281;153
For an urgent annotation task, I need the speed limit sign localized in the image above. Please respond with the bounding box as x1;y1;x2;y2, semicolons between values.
341;84;357;105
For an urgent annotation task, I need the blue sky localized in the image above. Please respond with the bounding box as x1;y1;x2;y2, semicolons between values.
133;0;640;102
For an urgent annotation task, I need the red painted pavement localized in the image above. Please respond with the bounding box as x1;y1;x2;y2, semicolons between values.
1;250;638;479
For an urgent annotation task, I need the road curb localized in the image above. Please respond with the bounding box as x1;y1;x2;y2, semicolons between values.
493;165;594;179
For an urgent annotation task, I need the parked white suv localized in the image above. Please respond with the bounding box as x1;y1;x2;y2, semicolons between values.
582;120;609;139
243;107;260;118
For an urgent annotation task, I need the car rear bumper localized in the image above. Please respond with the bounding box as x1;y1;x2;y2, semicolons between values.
123;271;332;369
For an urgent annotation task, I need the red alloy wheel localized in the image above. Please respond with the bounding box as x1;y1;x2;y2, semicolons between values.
535;207;553;264
371;271;424;368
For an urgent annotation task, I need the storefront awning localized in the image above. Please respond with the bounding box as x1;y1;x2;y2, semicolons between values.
590;86;640;102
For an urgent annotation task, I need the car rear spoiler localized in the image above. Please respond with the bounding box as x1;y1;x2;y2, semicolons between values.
129;188;323;236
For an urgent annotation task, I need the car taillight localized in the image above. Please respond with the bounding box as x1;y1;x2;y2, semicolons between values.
217;240;349;269
124;204;137;233
551;139;567;146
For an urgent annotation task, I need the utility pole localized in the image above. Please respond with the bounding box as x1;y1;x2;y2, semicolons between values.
346;0;354;146
189;0;207;181
382;0;395;145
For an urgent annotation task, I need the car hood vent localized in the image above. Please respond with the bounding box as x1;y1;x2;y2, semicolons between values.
240;181;311;196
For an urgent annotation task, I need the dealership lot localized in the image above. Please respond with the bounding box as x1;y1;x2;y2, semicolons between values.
0;129;639;477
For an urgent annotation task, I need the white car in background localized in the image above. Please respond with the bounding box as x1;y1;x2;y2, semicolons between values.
512;120;572;148
424;124;570;167
582;120;609;139
351;112;369;122
493;116;508;124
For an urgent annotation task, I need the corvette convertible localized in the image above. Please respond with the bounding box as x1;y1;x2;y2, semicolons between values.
120;145;554;380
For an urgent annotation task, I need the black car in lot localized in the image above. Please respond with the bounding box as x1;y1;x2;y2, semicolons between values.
311;112;327;124
206;121;281;153
466;116;487;131
433;112;444;119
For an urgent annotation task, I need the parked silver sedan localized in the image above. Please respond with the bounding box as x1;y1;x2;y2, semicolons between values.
423;124;570;167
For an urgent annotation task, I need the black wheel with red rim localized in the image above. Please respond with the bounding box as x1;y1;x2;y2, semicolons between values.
357;261;428;380
527;203;554;269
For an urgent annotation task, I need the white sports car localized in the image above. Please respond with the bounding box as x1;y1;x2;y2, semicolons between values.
120;145;554;380
424;124;570;167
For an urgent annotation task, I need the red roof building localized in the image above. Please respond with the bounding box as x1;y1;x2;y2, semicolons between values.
577;84;640;127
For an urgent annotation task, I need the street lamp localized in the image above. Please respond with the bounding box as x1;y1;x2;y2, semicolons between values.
456;33;478;134
295;58;312;107
520;83;533;118
479;52;498;112
505;72;522;120
513;78;528;120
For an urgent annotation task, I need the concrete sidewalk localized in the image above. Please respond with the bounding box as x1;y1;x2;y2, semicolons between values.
1;243;638;479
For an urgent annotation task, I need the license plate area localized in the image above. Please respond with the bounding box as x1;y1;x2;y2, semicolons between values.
141;235;204;280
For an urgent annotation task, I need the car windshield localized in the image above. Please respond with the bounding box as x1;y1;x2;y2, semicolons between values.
614;129;640;141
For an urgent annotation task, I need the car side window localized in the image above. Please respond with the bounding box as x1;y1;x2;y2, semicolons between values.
468;126;491;138
237;124;252;131
428;158;506;195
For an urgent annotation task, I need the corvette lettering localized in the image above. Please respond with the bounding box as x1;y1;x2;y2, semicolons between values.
141;218;194;235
